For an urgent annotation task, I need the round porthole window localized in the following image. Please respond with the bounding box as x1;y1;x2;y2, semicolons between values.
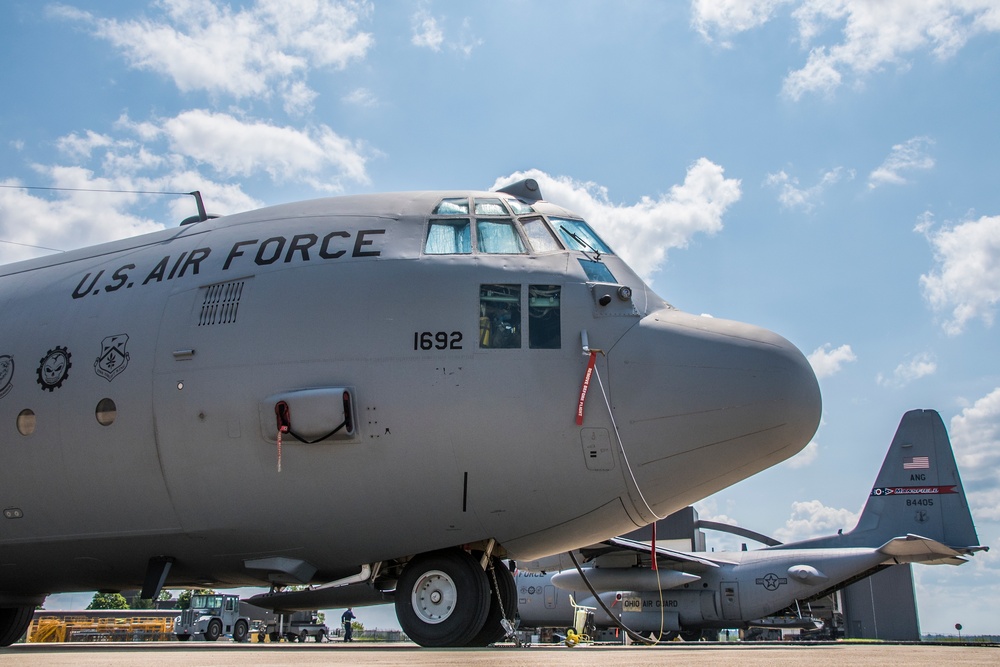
17;409;36;436
96;398;117;426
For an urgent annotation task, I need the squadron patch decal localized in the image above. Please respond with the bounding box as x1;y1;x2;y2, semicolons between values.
94;334;130;382
37;347;72;391
0;355;13;399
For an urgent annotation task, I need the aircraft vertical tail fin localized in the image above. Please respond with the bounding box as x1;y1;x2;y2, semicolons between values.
847;409;979;549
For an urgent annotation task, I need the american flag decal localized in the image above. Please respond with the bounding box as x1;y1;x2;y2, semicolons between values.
903;456;930;469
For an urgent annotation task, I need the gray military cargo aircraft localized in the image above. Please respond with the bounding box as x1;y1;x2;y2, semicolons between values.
0;179;821;647
515;409;985;639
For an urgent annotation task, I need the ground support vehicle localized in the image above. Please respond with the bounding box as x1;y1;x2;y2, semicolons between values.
174;594;249;642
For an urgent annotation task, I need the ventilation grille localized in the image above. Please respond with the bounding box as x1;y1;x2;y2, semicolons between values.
198;280;245;326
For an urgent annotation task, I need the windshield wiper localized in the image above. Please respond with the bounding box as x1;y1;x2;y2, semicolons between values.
560;226;602;261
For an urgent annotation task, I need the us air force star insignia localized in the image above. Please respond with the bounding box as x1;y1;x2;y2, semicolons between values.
94;334;130;382
37;346;72;391
755;573;788;591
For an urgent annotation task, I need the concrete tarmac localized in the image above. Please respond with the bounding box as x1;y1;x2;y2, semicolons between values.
1;642;998;667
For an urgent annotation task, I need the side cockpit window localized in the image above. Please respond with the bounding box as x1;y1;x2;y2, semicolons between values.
552;217;614;255
425;199;611;259
477;219;526;254
426;197;534;255
479;284;561;350
426;219;471;254
529;285;560;349
521;217;561;253
479;284;521;349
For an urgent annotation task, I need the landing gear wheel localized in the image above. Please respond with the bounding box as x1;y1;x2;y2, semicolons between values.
395;549;490;647
466;557;517;646
680;629;702;642
0;606;33;647
204;619;222;641
233;619;249;643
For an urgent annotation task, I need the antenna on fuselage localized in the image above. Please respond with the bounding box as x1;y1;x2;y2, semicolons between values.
180;191;219;225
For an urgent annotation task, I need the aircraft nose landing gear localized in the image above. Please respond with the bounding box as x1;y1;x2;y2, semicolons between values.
395;549;490;647
413;570;458;623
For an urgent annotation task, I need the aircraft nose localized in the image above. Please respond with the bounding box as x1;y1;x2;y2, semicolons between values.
606;309;821;520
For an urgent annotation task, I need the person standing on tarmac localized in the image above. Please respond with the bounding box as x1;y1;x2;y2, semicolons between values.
341;608;356;642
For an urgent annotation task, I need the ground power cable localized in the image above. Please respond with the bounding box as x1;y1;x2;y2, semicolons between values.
567;551;662;645
588;356;675;641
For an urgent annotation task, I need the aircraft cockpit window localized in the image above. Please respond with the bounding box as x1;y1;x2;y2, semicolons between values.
521;217;561;253
474;198;508;216
477;219;527;254
479;284;521;349
529;285;561;349
425;219;472;254
579;259;616;283
433;198;470;215
505;198;534;214
551;217;614;255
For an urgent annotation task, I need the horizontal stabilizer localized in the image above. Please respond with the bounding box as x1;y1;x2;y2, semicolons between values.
878;534;984;565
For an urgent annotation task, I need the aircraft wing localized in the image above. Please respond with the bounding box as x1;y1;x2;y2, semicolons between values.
878;534;989;566
607;536;736;571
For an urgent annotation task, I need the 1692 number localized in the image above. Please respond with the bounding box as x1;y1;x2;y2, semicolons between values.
414;331;463;350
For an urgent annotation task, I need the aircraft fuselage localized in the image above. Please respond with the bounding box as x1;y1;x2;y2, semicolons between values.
0;186;821;646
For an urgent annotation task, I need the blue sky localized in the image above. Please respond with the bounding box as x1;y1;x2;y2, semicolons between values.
3;0;999;636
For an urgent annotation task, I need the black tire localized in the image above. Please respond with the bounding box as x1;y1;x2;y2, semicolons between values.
176;634;191;642
0;606;34;647
300;630;309;643
268;631;279;642
316;631;326;643
233;619;249;643
465;557;517;646
204;618;222;642
394;549;490;647
680;629;702;642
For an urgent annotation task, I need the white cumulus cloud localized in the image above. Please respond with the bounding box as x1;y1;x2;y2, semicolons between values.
411;6;482;56
786;440;819;468
0;104;376;263
50;0;373;109
949;388;1000;521
412;7;444;51
808;343;858;378
876;351;937;387
919;214;1000;335
691;1;1000;99
692;0;794;44
765;167;851;212
493;160;742;284
158;110;370;186
868;136;935;188
773;499;859;543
